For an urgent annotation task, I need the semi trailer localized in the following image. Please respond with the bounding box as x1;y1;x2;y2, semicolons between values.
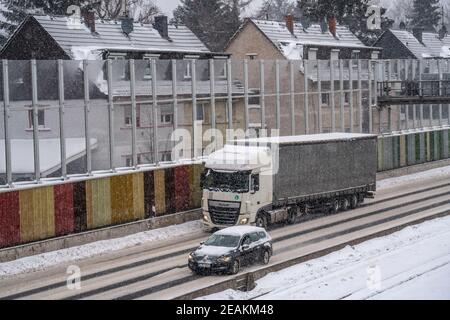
201;133;378;230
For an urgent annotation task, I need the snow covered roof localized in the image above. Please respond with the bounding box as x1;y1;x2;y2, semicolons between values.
29;15;212;58
387;29;450;58
234;133;377;145
215;226;266;237
249;19;372;60
206;144;272;171
0;138;97;175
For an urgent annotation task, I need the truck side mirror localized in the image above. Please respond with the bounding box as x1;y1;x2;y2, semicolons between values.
251;174;260;192
200;170;206;189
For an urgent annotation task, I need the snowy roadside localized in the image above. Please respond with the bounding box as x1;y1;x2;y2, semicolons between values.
0;220;203;279
199;215;450;300
1;165;450;280
377;165;450;190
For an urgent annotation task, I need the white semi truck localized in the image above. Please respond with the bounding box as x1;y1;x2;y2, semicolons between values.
201;133;378;230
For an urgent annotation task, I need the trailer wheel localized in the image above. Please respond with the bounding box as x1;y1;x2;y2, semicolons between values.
330;199;340;214
341;198;350;211
350;195;358;209
287;208;297;225
358;193;365;204
255;214;268;229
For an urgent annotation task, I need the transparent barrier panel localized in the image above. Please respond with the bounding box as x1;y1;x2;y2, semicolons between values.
63;60;86;175
262;60;277;132
85;60;110;172
8;61;35;183
0;62;4;185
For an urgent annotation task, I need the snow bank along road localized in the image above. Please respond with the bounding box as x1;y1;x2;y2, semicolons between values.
0;168;450;300
200;215;450;300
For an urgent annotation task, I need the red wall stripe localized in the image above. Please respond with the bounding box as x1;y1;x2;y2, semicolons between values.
0;191;20;248
174;166;191;212
54;184;74;237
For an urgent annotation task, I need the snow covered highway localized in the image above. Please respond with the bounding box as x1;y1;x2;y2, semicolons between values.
0;167;450;300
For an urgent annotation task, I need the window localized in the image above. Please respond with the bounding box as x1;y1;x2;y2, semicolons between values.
143;54;159;80
196;104;204;121
28;109;45;129
251;174;260;192
125;154;143;167
124;105;141;127
249;232;260;242
143;59;152;79
160;114;173;124
246;53;258;60
184;61;192;79
109;53;128;79
249;89;261;106
351;51;360;67
219;61;227;78
344;92;350;104
161;152;172;162
321;93;330;106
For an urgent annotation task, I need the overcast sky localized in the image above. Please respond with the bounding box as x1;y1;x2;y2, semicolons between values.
155;0;264;18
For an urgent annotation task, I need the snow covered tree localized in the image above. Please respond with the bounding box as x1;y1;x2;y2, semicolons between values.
255;0;296;21
172;0;242;52
410;0;441;31
298;0;393;45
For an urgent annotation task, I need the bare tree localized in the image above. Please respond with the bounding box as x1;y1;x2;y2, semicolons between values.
90;0;160;23
255;0;296;21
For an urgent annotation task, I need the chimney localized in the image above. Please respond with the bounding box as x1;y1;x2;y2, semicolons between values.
285;15;294;35
154;15;169;39
328;16;337;37
412;27;423;43
81;10;96;33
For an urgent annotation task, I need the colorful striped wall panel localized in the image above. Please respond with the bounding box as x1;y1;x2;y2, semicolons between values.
0;164;205;249
378;128;450;172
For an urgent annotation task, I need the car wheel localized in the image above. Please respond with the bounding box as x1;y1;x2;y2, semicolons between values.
255;214;267;229
229;259;240;275
261;250;270;265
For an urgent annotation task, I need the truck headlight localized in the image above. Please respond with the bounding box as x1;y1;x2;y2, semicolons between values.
240;218;249;224
217;255;231;263
203;214;209;222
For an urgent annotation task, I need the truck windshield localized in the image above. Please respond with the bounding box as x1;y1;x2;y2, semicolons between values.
202;169;250;193
204;234;241;248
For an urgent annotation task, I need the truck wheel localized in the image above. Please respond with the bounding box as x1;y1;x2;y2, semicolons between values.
341;198;350;211
287;208;297;225
330;199;340;214
255;214;268;229
350;195;358;209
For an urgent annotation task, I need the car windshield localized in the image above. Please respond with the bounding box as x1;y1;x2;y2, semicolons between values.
202;169;250;193
204;234;241;248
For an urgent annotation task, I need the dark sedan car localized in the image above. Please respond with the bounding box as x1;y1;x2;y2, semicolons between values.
188;226;273;275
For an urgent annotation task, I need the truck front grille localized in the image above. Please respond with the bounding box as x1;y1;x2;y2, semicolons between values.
208;200;241;226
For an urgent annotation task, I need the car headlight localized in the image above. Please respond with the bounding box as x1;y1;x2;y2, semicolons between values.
217;255;231;263
203;214;209;222
240;218;249;225
188;253;195;262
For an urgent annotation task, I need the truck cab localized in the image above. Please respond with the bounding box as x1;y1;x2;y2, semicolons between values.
201;144;274;230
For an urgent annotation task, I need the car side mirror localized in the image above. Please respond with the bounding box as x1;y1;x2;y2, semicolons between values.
200;241;205;245
241;244;250;251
